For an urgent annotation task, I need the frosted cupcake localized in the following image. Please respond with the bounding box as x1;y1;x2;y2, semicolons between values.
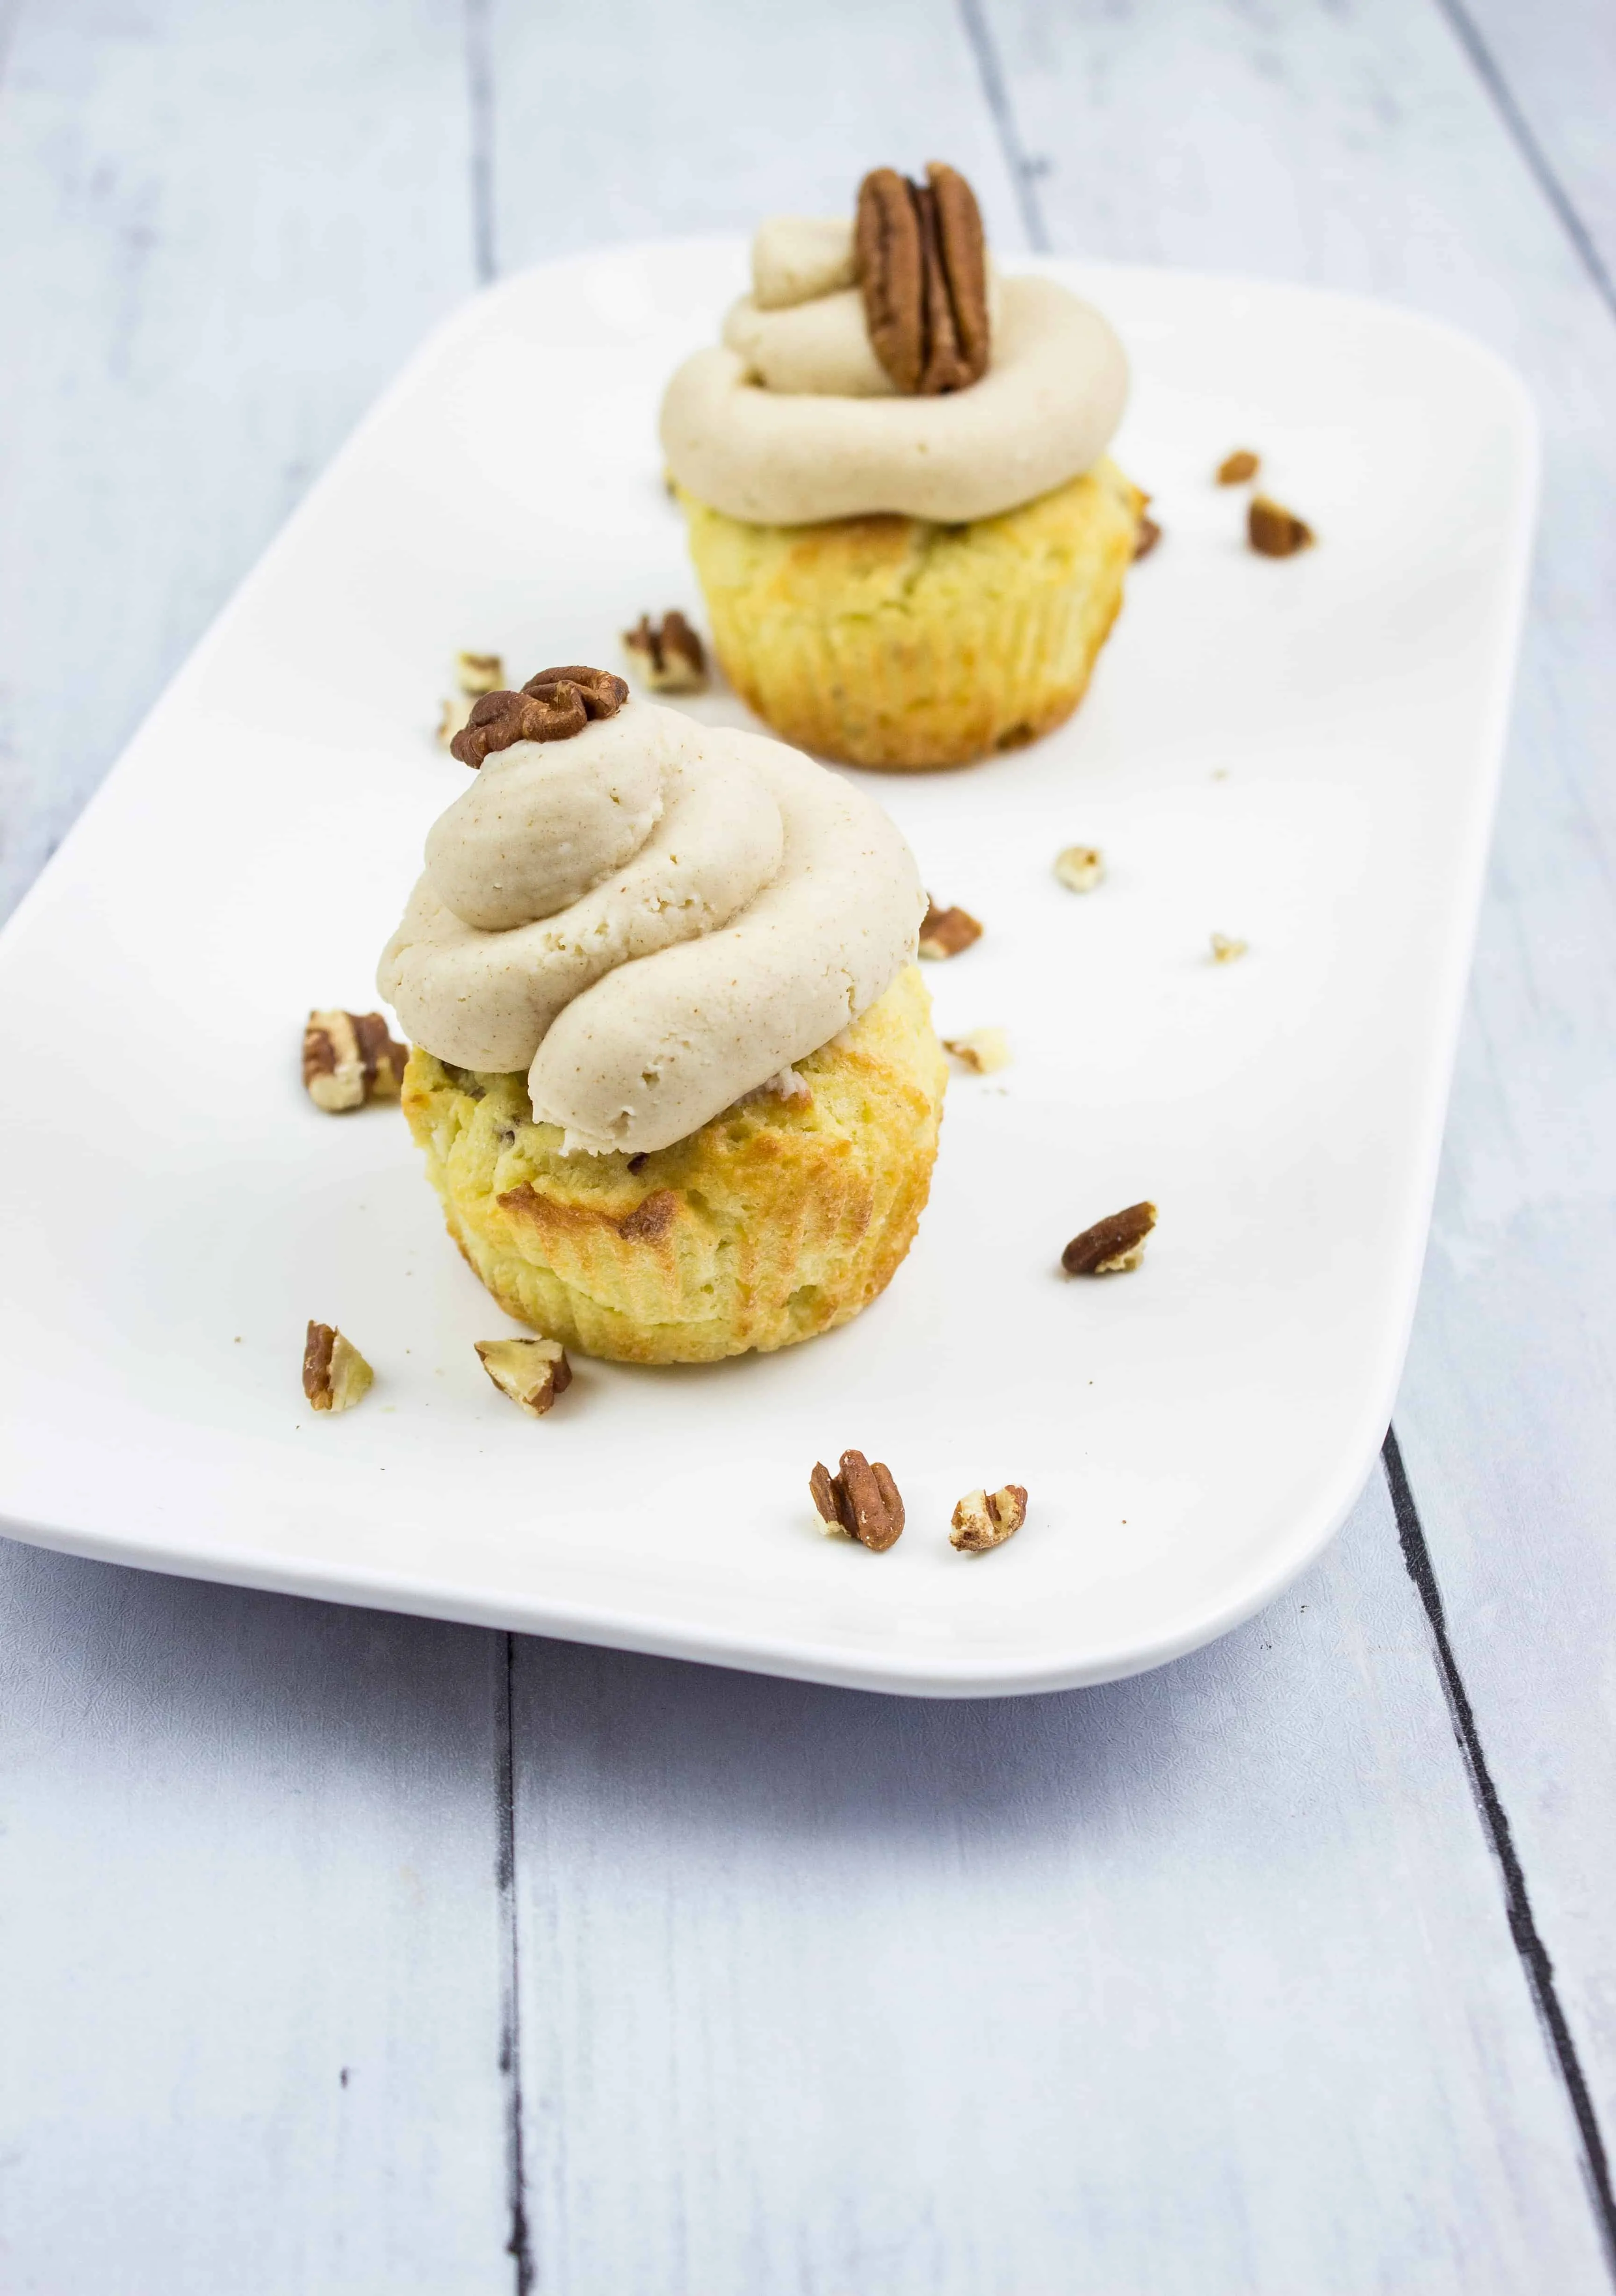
660;162;1141;770
379;666;945;1364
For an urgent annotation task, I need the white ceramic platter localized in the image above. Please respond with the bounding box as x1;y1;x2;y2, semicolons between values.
0;243;1535;1695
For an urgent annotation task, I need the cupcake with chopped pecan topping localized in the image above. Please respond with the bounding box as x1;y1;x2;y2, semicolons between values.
659;163;1142;770
379;666;945;1363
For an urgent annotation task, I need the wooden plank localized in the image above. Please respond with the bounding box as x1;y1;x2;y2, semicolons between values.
510;1475;1611;2294
0;4;513;2287
1447;0;1616;299
0;0;477;922
486;1;1616;2281
981;0;1616;2202
0;1551;513;2292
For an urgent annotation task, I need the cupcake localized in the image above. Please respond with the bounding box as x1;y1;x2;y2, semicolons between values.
659;163;1141;771
378;665;945;1364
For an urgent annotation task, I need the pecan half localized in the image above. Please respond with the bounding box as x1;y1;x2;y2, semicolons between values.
809;1449;905;1551
475;1336;572;1418
1217;449;1261;485
855;161;989;396
303;1009;409;1113
950;1484;1028;1552
1062;1201;1157;1276
1248;496;1315;557
918;898;982;959
623;610;707;694
303;1322;373;1412
451;665;629;766
1134;514;1163;560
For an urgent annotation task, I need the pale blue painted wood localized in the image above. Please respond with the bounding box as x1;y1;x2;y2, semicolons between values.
983;0;1616;2198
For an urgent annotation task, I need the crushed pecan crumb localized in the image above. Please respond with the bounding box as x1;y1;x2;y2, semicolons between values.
1210;932;1248;964
475;1336;572;1418
303;1010;409;1113
950;1484;1028;1553
1062;1201;1157;1277
623;610;707;693
1217;449;1261;485
943;1028;1010;1075
436;652;506;746
855;161;989;396
1054;845;1104;893
1248;495;1315;557
303;1321;373;1412
1134;514;1162;560
809;1449;905;1550
451;665;629;767
918;898;982;959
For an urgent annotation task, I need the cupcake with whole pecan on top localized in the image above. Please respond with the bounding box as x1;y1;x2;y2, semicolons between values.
379;665;946;1364
660;163;1142;771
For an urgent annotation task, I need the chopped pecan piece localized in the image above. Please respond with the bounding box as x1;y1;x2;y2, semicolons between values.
943;1028;1010;1075
950;1484;1028;1553
451;665;629;767
1217;449;1261;485
436;652;506;746
303;1009;409;1113
809;1449;905;1550
1248;495;1315;557
855;161;989;396
1210;932;1248;964
1053;845;1104;893
303;1322;373;1412
918;898;982;959
1134;514;1162;559
475;1336;572;1418
623;610;708;694
1062;1201;1157;1277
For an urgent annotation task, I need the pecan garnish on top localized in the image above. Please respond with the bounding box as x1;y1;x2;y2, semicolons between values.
450;664;629;767
855;162;990;396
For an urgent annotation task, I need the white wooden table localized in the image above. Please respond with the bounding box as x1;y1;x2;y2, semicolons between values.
2;3;1614;2288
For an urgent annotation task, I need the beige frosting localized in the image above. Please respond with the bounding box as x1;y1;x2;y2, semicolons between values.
751;215;857;309
378;698;924;1153
663;271;1128;524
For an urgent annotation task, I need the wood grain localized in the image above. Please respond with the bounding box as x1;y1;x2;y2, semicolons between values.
982;0;1616;2231
510;1476;1610;2294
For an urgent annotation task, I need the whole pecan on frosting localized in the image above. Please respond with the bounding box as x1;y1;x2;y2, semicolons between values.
855;161;989;396
450;664;629;768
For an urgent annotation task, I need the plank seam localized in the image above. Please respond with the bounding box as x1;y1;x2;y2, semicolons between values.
465;0;498;286
955;0;1050;252
1431;0;1616;322
496;1631;534;2294
1384;1427;1616;2282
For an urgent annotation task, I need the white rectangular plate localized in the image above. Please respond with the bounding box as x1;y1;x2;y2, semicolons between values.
0;245;1535;1695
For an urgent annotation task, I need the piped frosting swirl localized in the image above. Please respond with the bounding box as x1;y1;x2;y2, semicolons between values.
659;166;1129;526
378;692;924;1153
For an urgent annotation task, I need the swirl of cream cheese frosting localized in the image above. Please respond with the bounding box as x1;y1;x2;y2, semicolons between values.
659;214;1128;525
378;696;925;1154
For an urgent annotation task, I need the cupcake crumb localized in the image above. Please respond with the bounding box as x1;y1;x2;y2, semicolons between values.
944;1028;1010;1074
1248;496;1315;557
475;1336;572;1418
918;899;982;958
1062;1202;1157;1277
1217;449;1261;485
1054;845;1104;893
1210;932;1248;964
950;1484;1028;1553
303;1323;373;1412
623;610;707;693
